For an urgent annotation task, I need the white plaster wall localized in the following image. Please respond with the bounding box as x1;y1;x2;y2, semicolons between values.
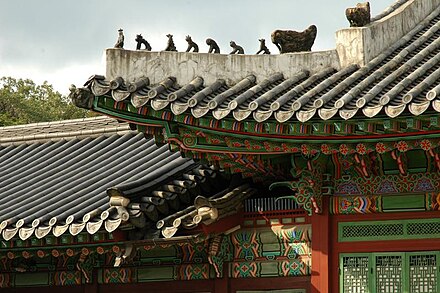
335;27;366;68
106;49;340;86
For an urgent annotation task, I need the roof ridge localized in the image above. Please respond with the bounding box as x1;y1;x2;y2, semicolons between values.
0;116;114;131
334;8;440;110
371;0;411;22
0;116;133;145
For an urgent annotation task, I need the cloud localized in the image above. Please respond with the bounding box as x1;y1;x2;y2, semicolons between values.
1;59;105;95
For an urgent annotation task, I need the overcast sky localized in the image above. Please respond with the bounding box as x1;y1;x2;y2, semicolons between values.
1;0;393;95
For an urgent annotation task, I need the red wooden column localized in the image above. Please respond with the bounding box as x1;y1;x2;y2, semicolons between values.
84;269;99;293
214;265;229;293
310;196;330;293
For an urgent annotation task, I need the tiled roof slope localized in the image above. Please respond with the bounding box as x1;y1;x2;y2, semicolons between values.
370;0;410;22
88;6;440;123
0;117;252;241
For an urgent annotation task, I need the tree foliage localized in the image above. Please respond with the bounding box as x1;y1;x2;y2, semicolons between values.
0;77;93;126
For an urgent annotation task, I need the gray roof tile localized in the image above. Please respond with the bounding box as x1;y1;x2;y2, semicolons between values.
0;118;254;241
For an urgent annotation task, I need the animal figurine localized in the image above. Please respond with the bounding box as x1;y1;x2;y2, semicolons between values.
271;25;317;53
68;85;94;110
185;35;199;52
206;38;220;53
114;28;124;48
164;34;177;51
256;39;270;54
229;41;244;54
346;2;371;27
135;34;152;51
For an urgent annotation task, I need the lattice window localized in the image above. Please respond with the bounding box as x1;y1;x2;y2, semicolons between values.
342;256;369;293
375;255;402;293
409;254;437;293
341;223;404;239
407;222;440;236
339;218;440;242
341;252;440;293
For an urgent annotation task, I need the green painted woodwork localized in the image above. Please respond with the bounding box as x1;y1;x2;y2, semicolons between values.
381;152;399;175
256;220;267;225
94;97;440;145
408;252;438;292
281;218;293;224
92;233;105;242
137;266;175;282
333;173;439;199
140;246;177;258
0;231;116;249
235;289;307;293
331;192;440;214
430;116;439;128
270;155;326;215
338;218;440;242
373;253;404;292
15;272;49;287
0;225;311;288
340;252;439;293
260;262;280;277
260;231;281;257
407;150;428;171
45;236;55;245
382;194;426;211
60;235;73;245
243;220;254;226
30;238;40;247
93;96;440;182
93;96;440;139
340;255;370;292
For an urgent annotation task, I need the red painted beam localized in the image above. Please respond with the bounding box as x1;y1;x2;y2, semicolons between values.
100;279;215;293
230;276;311;292
199;213;243;235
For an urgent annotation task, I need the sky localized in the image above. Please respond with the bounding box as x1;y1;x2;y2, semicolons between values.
0;0;394;95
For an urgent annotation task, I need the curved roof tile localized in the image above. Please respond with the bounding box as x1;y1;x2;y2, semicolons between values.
0;117;249;241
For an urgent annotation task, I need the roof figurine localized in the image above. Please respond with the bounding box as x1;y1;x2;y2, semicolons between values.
135;34;152;51
93;0;440;124
271;24;317;53
206;38;220;53
69;83;94;109
164;33;177;51
256;38;271;54
185;35;199;52
346;2;371;27
229;41;244;54
114;28;124;49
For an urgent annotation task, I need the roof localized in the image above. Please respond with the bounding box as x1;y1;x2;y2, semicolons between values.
0;117;254;241
82;2;440;124
0;116;130;146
